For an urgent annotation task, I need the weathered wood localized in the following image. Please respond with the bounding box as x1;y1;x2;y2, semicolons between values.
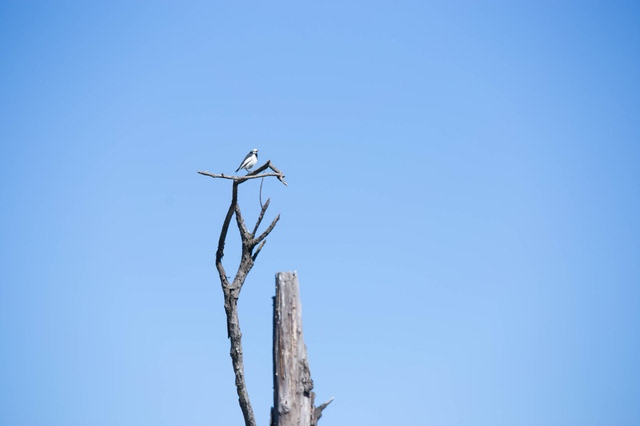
271;272;332;426
201;164;286;426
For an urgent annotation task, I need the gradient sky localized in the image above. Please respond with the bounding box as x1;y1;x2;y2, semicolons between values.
1;2;639;425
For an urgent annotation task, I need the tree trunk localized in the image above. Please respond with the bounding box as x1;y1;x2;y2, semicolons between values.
271;272;331;426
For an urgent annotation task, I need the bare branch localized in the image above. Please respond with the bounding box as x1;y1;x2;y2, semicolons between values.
252;239;267;262
234;203;252;244
215;182;239;288
256;214;280;244
239;172;287;185
317;397;334;411
252;198;271;237
312;397;334;426
246;160;272;176
199;170;284;182
266;162;285;175
266;162;288;186
198;160;287;186
197;171;236;180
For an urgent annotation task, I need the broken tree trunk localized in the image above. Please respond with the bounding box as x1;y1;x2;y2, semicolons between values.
271;272;332;426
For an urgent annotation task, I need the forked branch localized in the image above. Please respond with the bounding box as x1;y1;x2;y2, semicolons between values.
198;160;288;186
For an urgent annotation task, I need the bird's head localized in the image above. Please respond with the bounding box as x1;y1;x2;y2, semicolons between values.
252;149;258;154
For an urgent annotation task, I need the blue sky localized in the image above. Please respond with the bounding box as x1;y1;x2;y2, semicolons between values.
1;1;639;425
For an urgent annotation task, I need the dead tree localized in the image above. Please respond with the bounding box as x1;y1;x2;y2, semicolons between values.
198;161;287;426
272;272;333;426
198;160;332;426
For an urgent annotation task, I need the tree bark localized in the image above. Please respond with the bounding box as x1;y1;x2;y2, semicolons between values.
199;161;287;426
271;272;332;426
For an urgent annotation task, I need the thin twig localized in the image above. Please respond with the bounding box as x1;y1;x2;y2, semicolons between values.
256;214;280;244
252;239;267;262
252;198;271;237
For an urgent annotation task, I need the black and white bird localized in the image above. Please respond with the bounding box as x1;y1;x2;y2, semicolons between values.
235;148;259;173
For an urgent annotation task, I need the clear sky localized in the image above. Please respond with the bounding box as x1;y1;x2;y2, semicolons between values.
1;1;639;425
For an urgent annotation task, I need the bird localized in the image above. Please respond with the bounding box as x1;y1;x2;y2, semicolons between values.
235;148;259;173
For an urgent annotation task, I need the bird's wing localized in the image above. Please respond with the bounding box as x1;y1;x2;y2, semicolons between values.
235;152;252;171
